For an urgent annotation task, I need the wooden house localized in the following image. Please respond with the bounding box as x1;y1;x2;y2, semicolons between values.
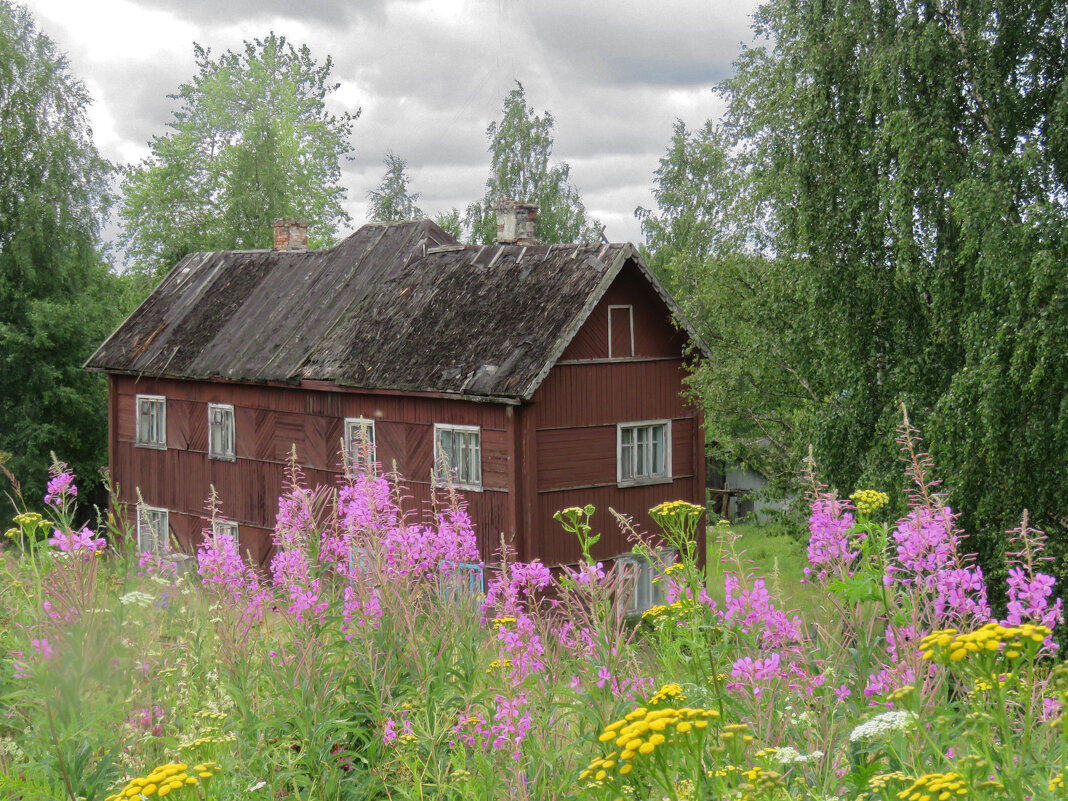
86;205;708;602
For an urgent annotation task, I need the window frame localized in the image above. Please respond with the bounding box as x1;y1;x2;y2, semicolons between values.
616;548;674;615
616;419;672;487
135;394;167;449
344;417;377;474
137;505;170;555
213;518;239;540
608;304;635;359
208;403;236;461
433;423;483;492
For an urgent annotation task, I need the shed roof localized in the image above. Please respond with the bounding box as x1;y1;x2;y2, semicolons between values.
87;220;706;400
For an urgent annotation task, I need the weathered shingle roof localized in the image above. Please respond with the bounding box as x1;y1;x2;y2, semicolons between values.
87;220;705;400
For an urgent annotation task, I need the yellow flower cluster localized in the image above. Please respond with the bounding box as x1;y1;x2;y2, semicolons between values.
663;562;686;576
491;617;516;631
920;623;1051;662
641;600;694;625
896;771;967;801
194;710;227;721
648;683;685;706
1050;770;1065;792
650;501;704;519
581;705;719;782
886;686;914;704
850;489;889;516
103;761;218;800
868;771;908;790
178;734;236;750
486;658;513;673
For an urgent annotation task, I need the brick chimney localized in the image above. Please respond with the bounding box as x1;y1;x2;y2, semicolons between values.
494;198;540;245
272;218;309;251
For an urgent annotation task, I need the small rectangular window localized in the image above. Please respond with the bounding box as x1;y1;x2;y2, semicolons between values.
617;420;671;486
434;424;482;491
608;305;634;358
344;417;376;474
137;506;169;555
136;395;166;448
208;403;235;460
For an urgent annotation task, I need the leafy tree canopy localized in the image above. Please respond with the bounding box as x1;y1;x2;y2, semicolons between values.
643;0;1068;571
119;33;358;276
466;82;598;245
0;1;129;502
368;152;424;222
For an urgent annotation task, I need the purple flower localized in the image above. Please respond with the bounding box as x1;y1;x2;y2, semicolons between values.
31;638;54;660
43;472;77;506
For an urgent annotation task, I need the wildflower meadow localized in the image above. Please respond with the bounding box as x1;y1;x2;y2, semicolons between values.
1;414;1066;800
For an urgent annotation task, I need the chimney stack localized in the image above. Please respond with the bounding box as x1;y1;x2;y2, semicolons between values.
494;198;540;246
272;218;309;251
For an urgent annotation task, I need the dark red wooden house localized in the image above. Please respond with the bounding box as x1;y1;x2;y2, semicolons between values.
86;206;708;605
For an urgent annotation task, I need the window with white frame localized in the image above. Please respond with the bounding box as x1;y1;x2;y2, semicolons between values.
617;420;671;486
433;424;482;491
136;395;167;448
344;417;376;474
208;403;235;460
616;549;674;614
213;518;239;540
137;506;169;555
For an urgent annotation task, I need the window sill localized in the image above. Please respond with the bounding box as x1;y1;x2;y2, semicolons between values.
135;442;167;450
617;475;673;489
209;454;237;463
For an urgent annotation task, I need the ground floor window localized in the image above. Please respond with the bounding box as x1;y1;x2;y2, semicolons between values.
344;417;377;474
137;506;169;555
616;549;674;614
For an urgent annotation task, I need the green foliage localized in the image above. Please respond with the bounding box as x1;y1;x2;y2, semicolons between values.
466;82;598;244
367;152;424;222
644;0;1068;568
119;33;358;276
0;1;128;503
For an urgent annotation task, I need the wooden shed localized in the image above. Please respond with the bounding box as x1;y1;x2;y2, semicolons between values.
86;213;708;600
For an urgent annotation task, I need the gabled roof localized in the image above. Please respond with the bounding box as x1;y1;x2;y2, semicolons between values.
87;220;708;401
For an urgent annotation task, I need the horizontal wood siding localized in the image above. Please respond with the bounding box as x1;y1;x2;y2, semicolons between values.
528;261;704;565
560;260;687;361
110;375;514;565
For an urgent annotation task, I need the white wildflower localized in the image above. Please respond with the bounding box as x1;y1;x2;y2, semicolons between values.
119;591;155;607
775;746;824;765
849;710;917;743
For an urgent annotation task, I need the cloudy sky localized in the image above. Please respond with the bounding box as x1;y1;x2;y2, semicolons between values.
23;0;762;247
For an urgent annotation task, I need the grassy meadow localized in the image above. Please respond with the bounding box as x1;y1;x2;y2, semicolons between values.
1;426;1066;801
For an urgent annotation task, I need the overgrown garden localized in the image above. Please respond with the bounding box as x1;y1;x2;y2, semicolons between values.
2;416;1065;800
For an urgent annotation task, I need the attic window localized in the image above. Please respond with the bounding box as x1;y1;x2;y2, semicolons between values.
136;395;166;449
617;420;671;487
344;417;376;474
208;403;235;461
609;305;634;358
137;505;169;555
433;424;482;491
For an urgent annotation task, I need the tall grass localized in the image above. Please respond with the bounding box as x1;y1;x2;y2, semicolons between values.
1;417;1066;801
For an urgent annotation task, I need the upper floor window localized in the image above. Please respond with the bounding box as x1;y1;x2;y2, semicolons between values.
344;417;376;474
136;395;166;448
434;423;482;491
208;403;235;461
617;420;671;486
137;505;169;555
608;304;634;358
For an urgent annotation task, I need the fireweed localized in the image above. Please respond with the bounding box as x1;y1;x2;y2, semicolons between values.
4;422;1068;801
